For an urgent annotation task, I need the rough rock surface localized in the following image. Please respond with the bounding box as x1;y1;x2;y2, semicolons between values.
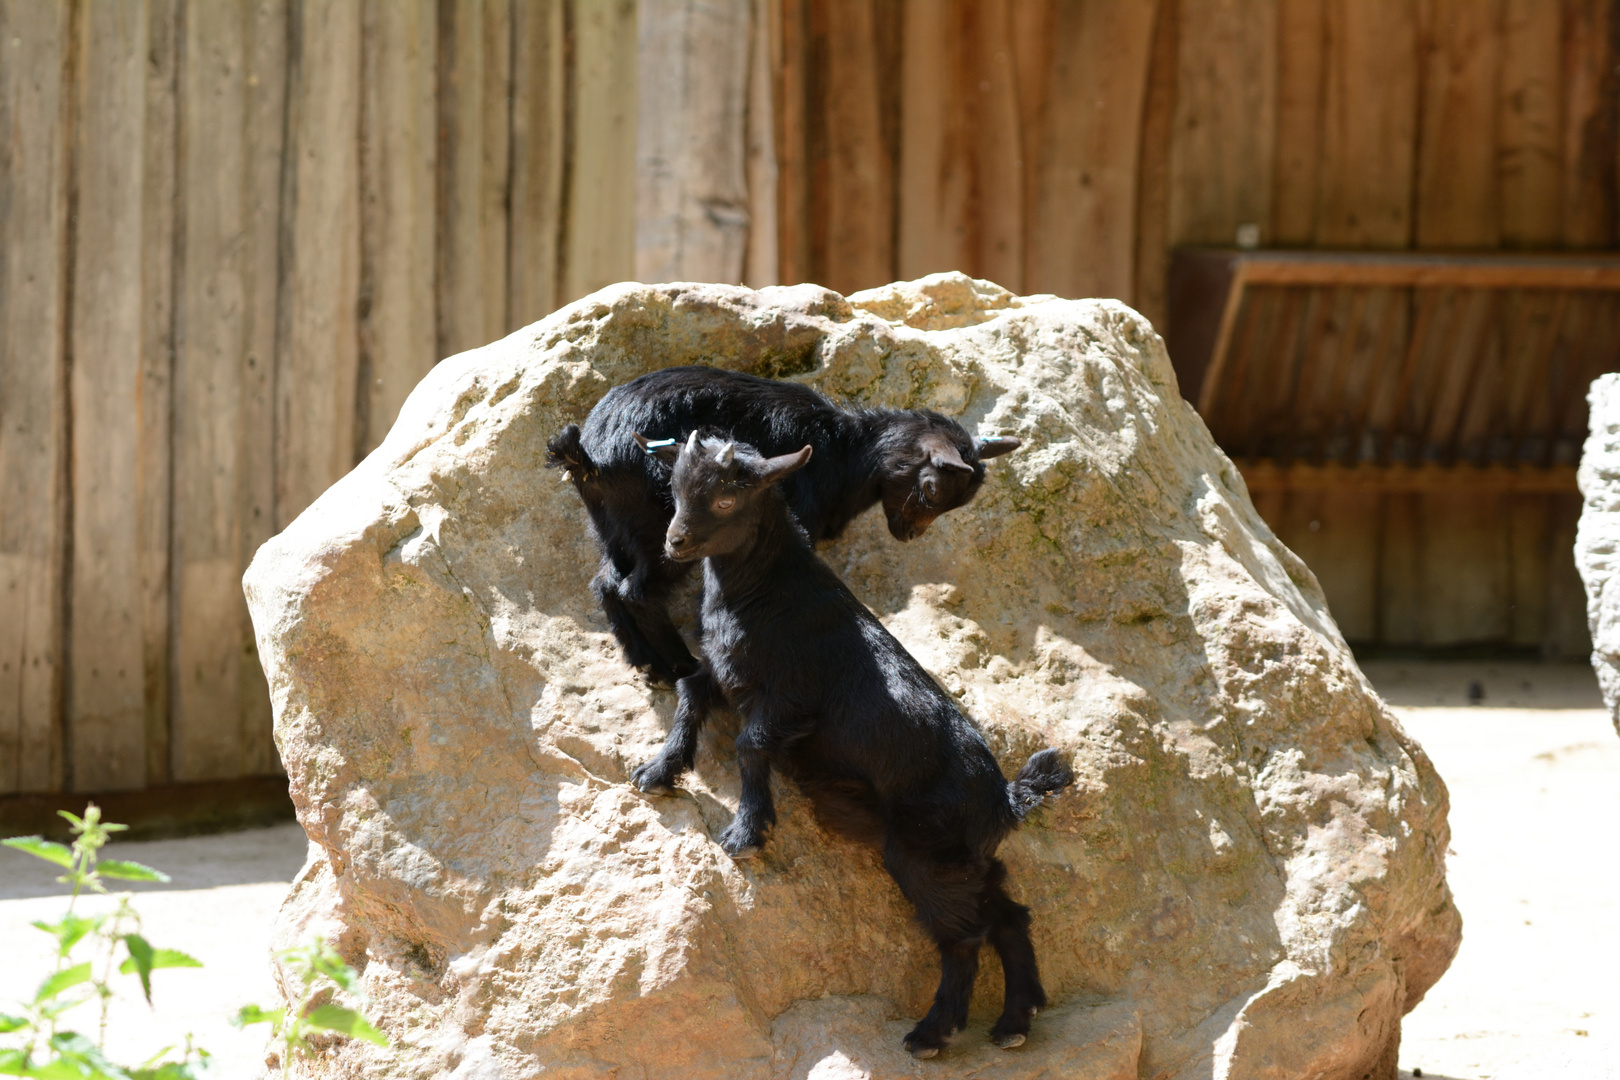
1576;374;1620;735
244;274;1461;1080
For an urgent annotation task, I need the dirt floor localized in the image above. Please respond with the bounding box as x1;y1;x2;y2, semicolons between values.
0;660;1615;1079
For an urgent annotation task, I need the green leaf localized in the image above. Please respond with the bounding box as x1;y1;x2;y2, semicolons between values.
0;1049;27;1076
308;954;361;995
303;1004;387;1046
231;1004;283;1029
32;914;98;957
2;837;73;869
118;949;200;975
120;935;154;1004
54;811;83;830
0;1014;27;1034
34;963;92;1005
95;861;168;884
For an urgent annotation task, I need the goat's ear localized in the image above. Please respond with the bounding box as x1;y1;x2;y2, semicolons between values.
930;442;974;475
634;431;682;465
974;434;1021;459
757;444;813;486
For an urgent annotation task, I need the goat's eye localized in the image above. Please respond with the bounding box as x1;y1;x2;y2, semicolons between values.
922;478;939;503
714;496;736;512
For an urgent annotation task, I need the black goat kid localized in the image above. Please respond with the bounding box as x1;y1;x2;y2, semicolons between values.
544;366;1019;685
635;429;1072;1058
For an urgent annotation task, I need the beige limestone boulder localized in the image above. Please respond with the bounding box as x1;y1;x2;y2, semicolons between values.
244;273;1460;1080
1578;373;1620;735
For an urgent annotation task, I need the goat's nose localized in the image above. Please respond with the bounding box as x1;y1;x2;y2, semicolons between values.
667;532;689;551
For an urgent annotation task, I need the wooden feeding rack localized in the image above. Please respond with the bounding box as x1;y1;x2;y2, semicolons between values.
1166;249;1620;495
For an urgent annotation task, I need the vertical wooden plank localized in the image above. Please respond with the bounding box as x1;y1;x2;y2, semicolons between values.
171;0;292;783
1134;0;1177;328
563;0;637;303
0;0;71;794
634;0;752;285
68;0;157;791
1507;491;1550;647
775;0;810;286
1414;0;1503;248
1560;0;1619;247
898;0;1024;290
1274;492;1380;641
276;0;362;528
437;0;510;355
1543;490;1592;655
802;0;899;295
1316;0;1420;247
742;0;780;289
141;0;178;785
240;0;288;776
1379;492;1423;644
1166;0;1278;247
1272;0;1326;245
1026;0;1158;302
1420;490;1512;644
360;0;436;453
1498;0;1562;246
510;0;567;323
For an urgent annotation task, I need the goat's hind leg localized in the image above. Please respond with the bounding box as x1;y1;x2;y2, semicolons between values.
592;560;666;674
632;669;721;794
984;859;1045;1049
885;843;988;1058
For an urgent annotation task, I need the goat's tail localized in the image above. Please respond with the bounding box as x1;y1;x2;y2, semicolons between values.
545;424;597;481
1007;748;1074;821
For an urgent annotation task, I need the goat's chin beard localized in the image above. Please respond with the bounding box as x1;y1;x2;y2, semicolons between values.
888;516;927;542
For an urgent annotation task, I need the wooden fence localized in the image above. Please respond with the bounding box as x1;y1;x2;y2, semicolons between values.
3;0;1618;799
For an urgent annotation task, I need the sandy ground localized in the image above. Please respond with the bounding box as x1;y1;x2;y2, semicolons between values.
1;660;1615;1079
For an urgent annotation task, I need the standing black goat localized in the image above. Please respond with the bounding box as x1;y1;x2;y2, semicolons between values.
633;429;1072;1058
544;366;1019;685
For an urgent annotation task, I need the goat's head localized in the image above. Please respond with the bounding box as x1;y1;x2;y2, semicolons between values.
635;430;812;562
875;412;1020;541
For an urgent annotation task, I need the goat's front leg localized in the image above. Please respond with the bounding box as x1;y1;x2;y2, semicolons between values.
718;721;778;859
632;669;720;794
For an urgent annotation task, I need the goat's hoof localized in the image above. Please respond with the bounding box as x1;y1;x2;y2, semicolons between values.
908;1046;939;1060
992;1032;1026;1049
721;839;761;859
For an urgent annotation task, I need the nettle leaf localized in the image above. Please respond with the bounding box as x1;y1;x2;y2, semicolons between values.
118;942;201;1003
231;1005;283;1029
39;1032;131;1080
0;1048;28;1076
32;915;98;957
0;1013;27;1034
2;837;73;869
34;963;92;1006
309;955;361;995
96;861;168;884
303;1005;387;1047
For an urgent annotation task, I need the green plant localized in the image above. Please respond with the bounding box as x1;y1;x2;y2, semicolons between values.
0;805;206;1079
2;805;388;1080
233;938;387;1078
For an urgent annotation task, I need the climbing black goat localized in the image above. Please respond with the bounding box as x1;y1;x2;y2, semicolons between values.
544;366;1019;684
633;429;1072;1058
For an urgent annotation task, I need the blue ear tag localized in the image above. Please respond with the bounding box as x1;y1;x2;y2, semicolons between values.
642;438;678;454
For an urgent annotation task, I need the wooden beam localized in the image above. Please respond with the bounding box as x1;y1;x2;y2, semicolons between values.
1234;460;1578;494
1188;248;1620;290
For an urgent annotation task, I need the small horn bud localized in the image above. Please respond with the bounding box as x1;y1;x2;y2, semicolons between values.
715;441;735;466
685;431;699;457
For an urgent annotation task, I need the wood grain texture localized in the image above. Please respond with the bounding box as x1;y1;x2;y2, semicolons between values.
1316;0;1420;246
1272;0;1327;245
1560;0;1619;246
898;0;1024;289
564;0;638;303
635;0;752;285
1415;0;1502;247
742;0;780;288
239;0;287;777
436;0;510;357
1133;0;1176;327
1026;0;1157;302
0;0;70;794
1498;0;1562;245
775;0;810;285
276;0;362;529
172;0;281;782
68;0;157;791
360;0;436;453
1167;0;1277;247
510;0;567;323
141;0;177;784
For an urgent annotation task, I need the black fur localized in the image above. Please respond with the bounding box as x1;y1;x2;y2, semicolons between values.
544;366;1019;684
633;431;1072;1058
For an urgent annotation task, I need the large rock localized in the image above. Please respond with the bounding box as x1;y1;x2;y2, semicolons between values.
244;274;1460;1080
1577;373;1620;735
